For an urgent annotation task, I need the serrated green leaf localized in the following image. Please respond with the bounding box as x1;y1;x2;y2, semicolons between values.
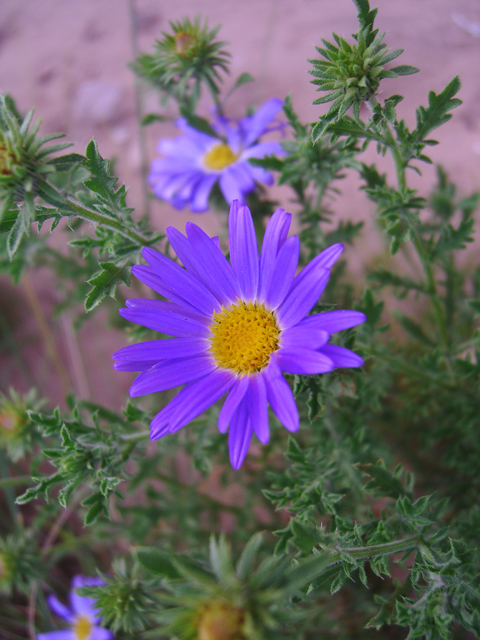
85;262;130;312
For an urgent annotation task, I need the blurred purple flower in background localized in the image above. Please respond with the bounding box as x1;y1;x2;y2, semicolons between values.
38;575;112;640
114;201;365;469
149;98;284;212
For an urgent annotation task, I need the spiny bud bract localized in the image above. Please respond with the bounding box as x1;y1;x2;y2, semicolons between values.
0;388;43;462
0;95;82;258
308;0;418;142
132;16;230;110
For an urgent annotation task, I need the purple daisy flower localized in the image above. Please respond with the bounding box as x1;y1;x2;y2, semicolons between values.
149;98;284;212
38;575;113;640
114;201;366;469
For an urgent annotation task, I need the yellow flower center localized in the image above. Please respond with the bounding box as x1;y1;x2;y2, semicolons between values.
209;301;280;375
73;614;93;640
203;143;237;171
197;601;245;640
174;31;197;56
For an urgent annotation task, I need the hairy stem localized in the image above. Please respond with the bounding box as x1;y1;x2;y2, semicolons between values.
66;198;154;246
366;96;449;349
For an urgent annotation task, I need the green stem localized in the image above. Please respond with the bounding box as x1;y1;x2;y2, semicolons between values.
66;198;154;247
366;96;449;350
0;474;33;488
154;471;243;515
0;451;21;532
326;534;418;565
128;0;152;222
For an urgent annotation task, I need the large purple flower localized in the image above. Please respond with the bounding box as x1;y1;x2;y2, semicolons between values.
114;201;366;469
149;98;284;212
38;575;113;640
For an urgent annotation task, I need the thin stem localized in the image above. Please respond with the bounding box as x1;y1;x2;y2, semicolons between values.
154;470;243;515
66;198;154;246
366;96;449;350
28;581;38;640
0;474;32;488
128;0;152;222
0;451;21;532
325;534;418;565
22;272;72;396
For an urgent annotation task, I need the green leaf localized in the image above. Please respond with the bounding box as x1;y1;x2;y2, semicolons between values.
231;72;254;90
141;113;169;126
356;459;408;499
85;262;130;312
389;64;419;76
395;312;436;347
178;110;217;138
136;547;182;579
236;532;263;581
414;76;462;143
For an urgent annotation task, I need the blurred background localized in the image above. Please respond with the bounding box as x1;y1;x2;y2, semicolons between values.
0;0;479;410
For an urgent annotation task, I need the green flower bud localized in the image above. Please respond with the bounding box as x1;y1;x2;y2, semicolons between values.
196;601;245;640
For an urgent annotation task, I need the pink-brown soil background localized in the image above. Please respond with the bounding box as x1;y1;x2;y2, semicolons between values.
0;0;479;410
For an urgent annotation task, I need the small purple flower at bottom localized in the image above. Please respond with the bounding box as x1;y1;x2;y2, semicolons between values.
114;201;366;469
37;575;113;640
149;98;285;212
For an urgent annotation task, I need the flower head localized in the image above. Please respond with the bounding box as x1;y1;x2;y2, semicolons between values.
38;575;113;640
149;99;284;212
114;201;365;469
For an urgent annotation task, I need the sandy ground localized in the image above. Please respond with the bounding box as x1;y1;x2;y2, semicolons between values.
0;0;479;408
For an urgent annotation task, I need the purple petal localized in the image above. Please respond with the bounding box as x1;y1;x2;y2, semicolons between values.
157;135;206;158
263;235;299;309
276;347;334;374
190;174;218;212
229;203;259;300
131;265;203;315
165;227;202;278
185;222;240;303
228;398;254;469
119;307;210;339
247;164;274;185
289;243;343;294
298;310;367;334
176;118;218;147
258;208;292;300
37;631;75;640
125;298;209;325
281;326;329;350
247;375;269;444
218;376;249;434
113;338;209;366
219;169;246;204
225;163;255;194
151;369;235;438
241;140;285;159
130;355;215;397
319;344;364;368
263;358;299;432
91;629;114;640
47;595;73;622
142;247;221;315
243;98;283;147
276;267;330;330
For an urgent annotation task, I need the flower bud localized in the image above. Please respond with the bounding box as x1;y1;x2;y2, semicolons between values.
197;601;245;640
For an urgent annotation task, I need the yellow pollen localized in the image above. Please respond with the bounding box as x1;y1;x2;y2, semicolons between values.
209;301;280;375
203;143;237;171
73;614;93;640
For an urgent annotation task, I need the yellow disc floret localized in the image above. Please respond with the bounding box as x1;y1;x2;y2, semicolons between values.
209;301;280;375
73;614;93;640
203;143;237;171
